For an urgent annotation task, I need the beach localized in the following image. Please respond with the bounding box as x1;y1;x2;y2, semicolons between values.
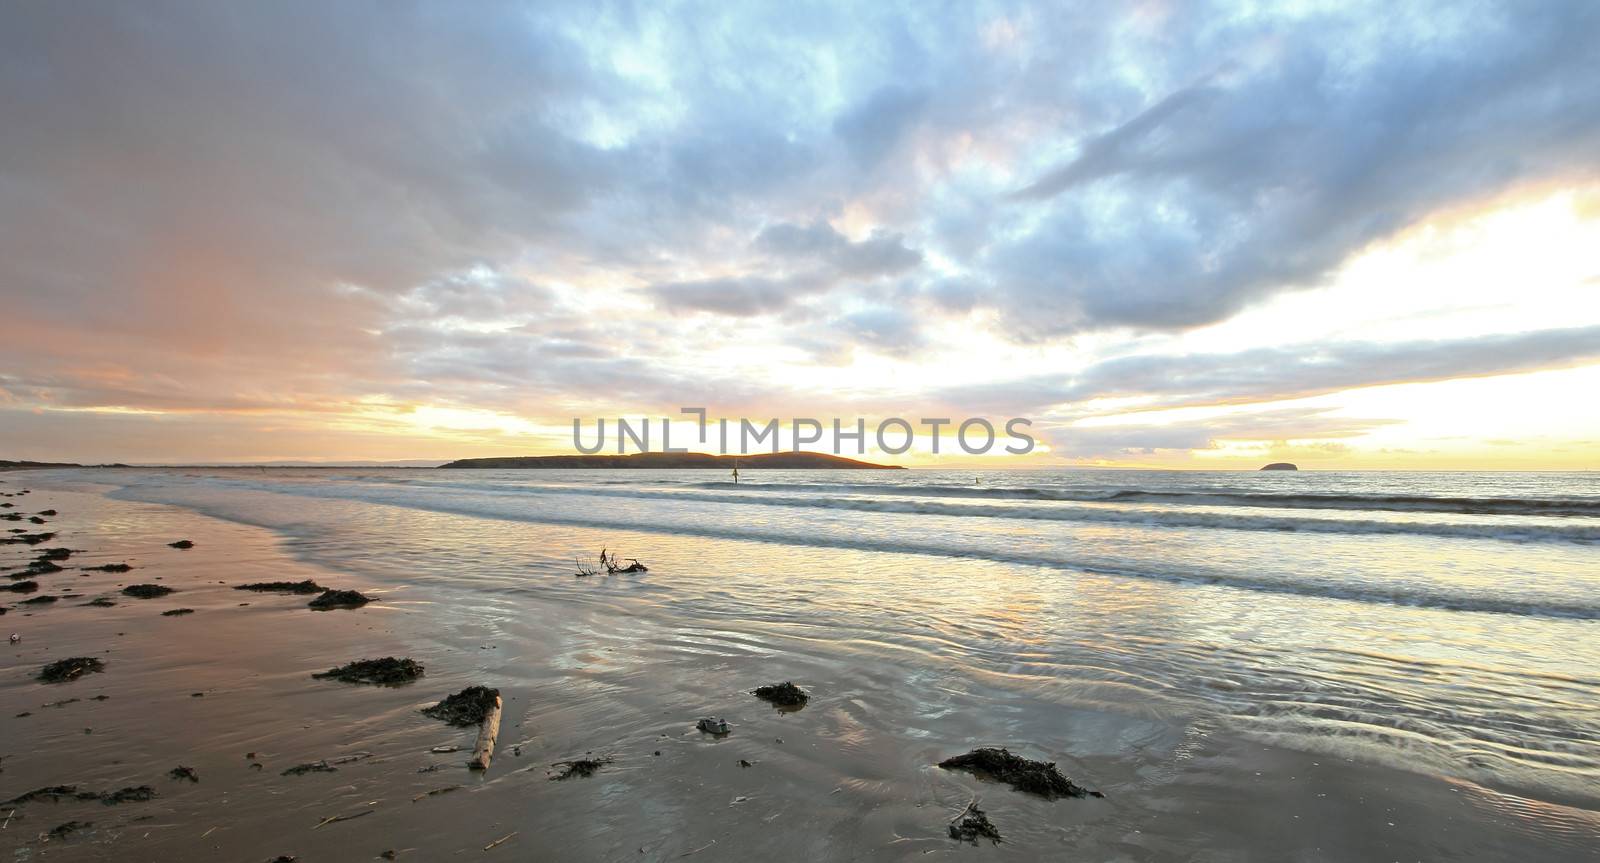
3;468;1598;860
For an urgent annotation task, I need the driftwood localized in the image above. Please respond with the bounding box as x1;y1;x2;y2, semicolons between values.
468;694;503;770
313;809;373;829
411;785;462;802
602;548;647;573
578;548;649;576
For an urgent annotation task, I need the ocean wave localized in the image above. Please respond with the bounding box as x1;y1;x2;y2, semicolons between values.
688;481;1600;518
386;481;1600;545
104;474;1600;620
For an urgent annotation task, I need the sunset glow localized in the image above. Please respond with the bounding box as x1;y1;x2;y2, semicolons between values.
3;3;1598;468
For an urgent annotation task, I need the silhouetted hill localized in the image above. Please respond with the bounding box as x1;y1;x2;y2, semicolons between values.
0;460;83;470
438;451;903;469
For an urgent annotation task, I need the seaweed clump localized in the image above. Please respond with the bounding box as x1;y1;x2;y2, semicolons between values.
281;760;337;776
48;820;93;840
6;786;84;805
122;584;173;598
99;786;156;805
307;588;370;609
313;657;424;685
549;756;613;780
7;785;158;806
948;802;1002;844
751;681;808;708
421;685;500;726
161;608;195;616
235;580;324;594
84;563;134;573
169;766;199;782
5;580;39;593
38;657;106;683
937;748;1102;799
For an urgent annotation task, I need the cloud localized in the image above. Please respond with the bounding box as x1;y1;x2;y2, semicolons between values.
943;325;1600;414
755;221;922;277
650;221;923;317
834;85;929;167
1;1;1598;462
1043;407;1402;460
985;2;1600;335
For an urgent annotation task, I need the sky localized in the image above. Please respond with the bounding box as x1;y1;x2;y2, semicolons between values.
2;0;1599;468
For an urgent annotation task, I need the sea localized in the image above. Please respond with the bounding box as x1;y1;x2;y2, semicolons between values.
14;466;1600;858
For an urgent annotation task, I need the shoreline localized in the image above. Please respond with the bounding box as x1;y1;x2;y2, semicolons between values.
3;473;1596;859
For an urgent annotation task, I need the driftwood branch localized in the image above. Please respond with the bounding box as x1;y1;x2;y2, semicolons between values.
484;832;518;850
468;694;503;770
578;548;648;575
601;548;648;574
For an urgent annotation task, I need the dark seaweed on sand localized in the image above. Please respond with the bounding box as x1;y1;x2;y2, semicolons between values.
20;594;58;605
84;563;134;573
6;786;83;805
122;584;173;598
38;657;105;683
48;819;92;840
948;802;1002;844
549;756;613;780
161;608;195;616
168;540;195;549
99;786;157;805
421;685;500;726
313;657;424;685
169;765;199;782
234;580;324;594
937;748;1102;799
4;579;38;592
751;681;809;707
307;588;370;609
281;760;337;776
5;785;154;806
84;596;117;607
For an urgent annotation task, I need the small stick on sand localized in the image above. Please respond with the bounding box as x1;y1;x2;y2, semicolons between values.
679;839;717;857
313;809;375;830
468;694;503;770
411;785;462;802
484;831;517;850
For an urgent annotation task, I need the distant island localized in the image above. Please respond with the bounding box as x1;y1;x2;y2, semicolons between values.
439;451;903;470
1259;462;1299;471
0;459;84;470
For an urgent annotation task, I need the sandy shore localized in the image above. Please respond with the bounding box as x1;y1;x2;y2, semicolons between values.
3;478;1597;860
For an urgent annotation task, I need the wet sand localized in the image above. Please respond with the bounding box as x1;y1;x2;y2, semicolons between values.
3;480;1597;860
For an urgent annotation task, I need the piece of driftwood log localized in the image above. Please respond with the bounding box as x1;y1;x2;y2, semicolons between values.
468;694;503;770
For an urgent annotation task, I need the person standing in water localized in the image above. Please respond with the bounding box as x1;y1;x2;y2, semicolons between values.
732;464;740;484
